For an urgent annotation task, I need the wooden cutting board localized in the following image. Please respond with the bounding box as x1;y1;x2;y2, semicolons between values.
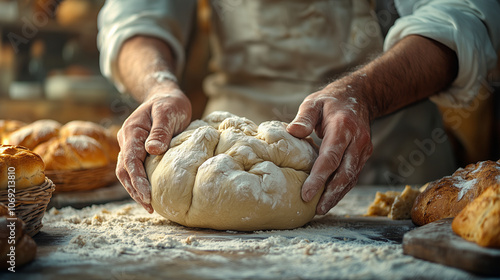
403;218;500;276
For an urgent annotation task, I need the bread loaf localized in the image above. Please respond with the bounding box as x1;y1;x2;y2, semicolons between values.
452;186;500;248
1;119;120;171
34;135;108;170
0;145;45;189
411;160;500;226
2;119;61;150
0;203;37;269
60;120;119;162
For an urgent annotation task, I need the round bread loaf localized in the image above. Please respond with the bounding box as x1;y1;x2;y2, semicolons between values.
0;145;45;189
60;120;119;162
2;119;61;150
451;186;500;248
0;203;37;268
34;135;108;170
146;111;321;231
411;160;500;226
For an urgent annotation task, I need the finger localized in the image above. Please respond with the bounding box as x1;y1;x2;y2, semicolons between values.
122;143;152;205
116;152;136;198
315;152;359;215
116;153;153;213
301;123;350;202
145;104;176;155
316;138;372;214
287;97;323;138
119;113;153;205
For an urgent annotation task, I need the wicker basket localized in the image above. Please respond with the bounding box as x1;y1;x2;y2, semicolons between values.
0;178;55;236
46;163;118;193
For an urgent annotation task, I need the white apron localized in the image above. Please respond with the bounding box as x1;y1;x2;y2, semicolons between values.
202;0;457;185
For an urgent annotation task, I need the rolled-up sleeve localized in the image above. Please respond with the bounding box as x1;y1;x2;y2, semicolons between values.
385;0;500;108
97;0;196;93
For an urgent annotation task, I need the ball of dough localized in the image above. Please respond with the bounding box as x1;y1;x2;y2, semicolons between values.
145;111;321;231
0;145;45;189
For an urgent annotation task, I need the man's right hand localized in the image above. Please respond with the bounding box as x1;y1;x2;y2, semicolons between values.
116;85;192;213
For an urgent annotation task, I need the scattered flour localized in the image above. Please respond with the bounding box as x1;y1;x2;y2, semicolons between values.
35;187;479;279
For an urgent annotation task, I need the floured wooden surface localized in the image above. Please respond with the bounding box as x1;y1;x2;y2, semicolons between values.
47;182;130;209
6;186;489;279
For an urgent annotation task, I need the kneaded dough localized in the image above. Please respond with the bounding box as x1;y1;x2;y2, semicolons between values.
145;111;321;231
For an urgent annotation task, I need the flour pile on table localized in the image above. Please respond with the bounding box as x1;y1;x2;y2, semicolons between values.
37;188;477;280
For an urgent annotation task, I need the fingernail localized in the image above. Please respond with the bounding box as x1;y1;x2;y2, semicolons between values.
146;139;163;148
289;121;309;129
303;188;316;202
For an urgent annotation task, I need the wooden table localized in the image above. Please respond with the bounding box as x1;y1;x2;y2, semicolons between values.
1;186;490;280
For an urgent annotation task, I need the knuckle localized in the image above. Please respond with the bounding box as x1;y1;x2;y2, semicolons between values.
115;166;127;179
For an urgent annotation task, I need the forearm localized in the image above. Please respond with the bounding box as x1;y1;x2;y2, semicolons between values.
340;35;458;121
117;35;180;102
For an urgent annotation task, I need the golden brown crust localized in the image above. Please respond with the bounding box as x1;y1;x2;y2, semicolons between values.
60;121;119;163
452;186;500;248
2;119;61;150
0;203;37;269
411;160;500;226
0;145;45;189
1;119;119;172
34;135;108;170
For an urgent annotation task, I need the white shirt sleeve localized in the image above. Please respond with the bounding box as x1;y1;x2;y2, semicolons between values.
386;0;500;108
97;0;197;93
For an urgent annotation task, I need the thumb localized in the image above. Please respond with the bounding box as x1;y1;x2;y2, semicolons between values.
287;100;321;138
145;130;172;155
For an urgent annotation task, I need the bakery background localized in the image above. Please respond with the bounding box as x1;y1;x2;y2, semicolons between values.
0;0;133;126
1;0;500;279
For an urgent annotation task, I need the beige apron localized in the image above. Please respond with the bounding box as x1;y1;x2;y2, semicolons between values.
202;0;457;184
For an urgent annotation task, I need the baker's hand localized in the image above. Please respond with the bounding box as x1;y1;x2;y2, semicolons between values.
116;85;192;213
287;82;373;215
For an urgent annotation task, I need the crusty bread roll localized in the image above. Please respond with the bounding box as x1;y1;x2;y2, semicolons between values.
0;145;45;189
0;203;37;269
2;119;61;150
452;186;500;248
34;135;109;170
411;160;500;226
59;120;119;162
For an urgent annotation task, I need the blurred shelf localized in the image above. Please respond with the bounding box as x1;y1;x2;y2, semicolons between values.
0;97;119;124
